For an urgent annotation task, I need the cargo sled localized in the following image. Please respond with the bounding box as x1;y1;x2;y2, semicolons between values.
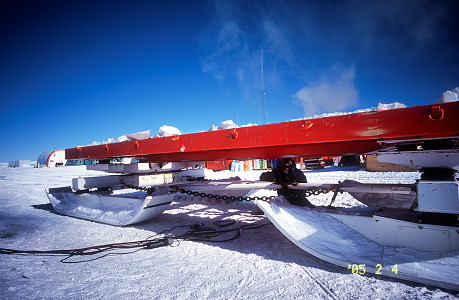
47;102;459;290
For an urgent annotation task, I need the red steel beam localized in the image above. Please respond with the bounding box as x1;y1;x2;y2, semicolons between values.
66;102;459;162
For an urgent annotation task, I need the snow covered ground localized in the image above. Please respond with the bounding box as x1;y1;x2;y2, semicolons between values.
0;165;457;300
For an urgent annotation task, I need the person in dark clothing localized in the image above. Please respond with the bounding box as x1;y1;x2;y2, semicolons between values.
260;158;315;208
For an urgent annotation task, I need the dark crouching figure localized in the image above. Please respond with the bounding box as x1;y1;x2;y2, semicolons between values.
260;158;315;208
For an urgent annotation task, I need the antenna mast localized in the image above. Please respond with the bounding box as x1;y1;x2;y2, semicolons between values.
260;50;266;124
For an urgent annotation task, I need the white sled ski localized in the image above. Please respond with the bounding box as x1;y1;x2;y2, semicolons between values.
46;186;173;226
256;198;459;291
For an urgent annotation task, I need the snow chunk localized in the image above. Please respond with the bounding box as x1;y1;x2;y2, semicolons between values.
298;102;408;121
301;108;375;120
208;124;218;131
437;87;459;103
219;120;238;130
86;130;150;146
208;121;251;131
206;120;239;131
124;130;151;140
117;135;129;142
377;102;406;110
103;138;117;144
156;125;181;137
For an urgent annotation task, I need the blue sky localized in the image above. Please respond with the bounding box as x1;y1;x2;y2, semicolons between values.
1;0;458;162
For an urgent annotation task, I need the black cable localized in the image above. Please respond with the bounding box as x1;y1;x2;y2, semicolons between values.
0;236;173;263
0;220;273;263
172;220;272;243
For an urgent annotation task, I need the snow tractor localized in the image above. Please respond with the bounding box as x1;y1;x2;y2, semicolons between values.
47;101;459;290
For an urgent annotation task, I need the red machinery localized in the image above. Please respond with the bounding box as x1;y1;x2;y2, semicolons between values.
47;101;459;290
65;102;458;162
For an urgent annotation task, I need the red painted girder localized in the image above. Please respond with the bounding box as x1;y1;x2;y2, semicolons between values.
66;102;459;162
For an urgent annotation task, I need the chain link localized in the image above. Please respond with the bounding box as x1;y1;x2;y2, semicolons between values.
126;184;331;202
172;188;276;202
125;185;155;193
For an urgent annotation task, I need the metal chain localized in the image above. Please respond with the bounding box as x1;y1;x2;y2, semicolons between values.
303;188;331;197
125;184;156;194
126;184;331;202
173;186;331;202
172;188;276;202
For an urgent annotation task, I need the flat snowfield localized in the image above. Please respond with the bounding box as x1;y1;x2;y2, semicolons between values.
0;166;457;299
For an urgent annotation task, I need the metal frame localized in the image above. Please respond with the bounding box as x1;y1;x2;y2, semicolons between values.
65;102;459;162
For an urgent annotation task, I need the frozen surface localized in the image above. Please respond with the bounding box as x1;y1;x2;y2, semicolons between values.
0;165;458;299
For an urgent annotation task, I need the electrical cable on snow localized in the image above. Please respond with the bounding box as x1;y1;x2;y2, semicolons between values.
0;220;272;263
0;235;174;263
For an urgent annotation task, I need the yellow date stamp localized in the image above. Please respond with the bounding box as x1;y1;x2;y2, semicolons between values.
347;264;398;275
